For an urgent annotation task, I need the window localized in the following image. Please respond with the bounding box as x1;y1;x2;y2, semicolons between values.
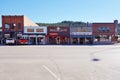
98;27;101;32
36;29;43;32
27;29;34;32
5;23;10;29
11;23;16;29
18;23;22;29
102;27;106;32
98;27;110;32
106;27;110;32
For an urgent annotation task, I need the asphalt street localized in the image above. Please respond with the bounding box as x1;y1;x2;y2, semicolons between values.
0;45;120;80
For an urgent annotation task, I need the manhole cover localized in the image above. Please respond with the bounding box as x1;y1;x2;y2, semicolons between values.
92;58;100;61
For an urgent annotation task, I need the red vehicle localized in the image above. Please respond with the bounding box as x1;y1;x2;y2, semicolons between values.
18;39;29;45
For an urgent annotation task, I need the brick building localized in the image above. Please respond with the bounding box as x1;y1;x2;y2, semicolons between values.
2;15;39;39
47;26;70;45
92;20;118;42
2;15;24;39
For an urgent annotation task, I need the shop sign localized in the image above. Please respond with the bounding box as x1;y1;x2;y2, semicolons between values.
29;35;37;37
17;34;22;37
49;33;58;36
4;34;10;37
49;27;68;32
71;32;92;35
37;35;45;37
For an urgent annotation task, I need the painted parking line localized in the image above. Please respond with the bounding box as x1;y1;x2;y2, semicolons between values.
43;65;61;80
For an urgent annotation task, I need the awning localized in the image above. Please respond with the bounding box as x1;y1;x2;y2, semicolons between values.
71;35;93;38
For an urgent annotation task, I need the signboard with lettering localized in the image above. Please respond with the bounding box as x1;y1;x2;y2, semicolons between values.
71;32;92;35
48;26;70;36
49;33;58;36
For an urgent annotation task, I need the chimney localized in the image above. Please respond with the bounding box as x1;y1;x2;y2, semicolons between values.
114;20;118;35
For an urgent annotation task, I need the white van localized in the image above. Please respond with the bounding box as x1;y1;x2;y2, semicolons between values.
5;38;15;45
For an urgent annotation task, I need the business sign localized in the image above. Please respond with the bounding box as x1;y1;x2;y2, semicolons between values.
48;26;70;36
17;34;22;37
71;32;92;35
49;33;58;36
4;34;10;38
48;27;69;33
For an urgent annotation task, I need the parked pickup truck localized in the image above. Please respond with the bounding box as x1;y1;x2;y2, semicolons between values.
18;39;29;45
5;38;15;45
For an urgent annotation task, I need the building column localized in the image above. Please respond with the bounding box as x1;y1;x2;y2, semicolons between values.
84;37;86;44
36;35;38;45
43;36;45;45
28;35;31;44
77;37;79;44
71;37;73;44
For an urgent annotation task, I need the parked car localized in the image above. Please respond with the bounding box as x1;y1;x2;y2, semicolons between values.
5;38;16;45
18;39;29;45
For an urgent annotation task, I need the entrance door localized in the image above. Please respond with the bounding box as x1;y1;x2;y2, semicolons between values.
30;37;36;45
72;38;78;44
10;32;16;38
79;38;84;44
49;37;56;45
37;37;44;45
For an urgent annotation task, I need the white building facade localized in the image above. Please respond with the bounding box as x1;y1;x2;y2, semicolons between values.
23;26;47;45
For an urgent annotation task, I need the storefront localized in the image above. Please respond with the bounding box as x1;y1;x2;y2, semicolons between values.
70;26;93;44
23;26;47;45
92;20;118;43
2;31;23;39
47;26;70;45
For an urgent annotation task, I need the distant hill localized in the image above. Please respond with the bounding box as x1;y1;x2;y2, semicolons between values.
36;21;87;27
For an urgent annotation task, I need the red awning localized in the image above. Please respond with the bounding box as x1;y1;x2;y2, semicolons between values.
49;33;58;36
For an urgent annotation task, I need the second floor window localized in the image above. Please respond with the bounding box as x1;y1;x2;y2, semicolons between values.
11;23;16;29
18;23;22;29
98;27;110;32
5;23;10;29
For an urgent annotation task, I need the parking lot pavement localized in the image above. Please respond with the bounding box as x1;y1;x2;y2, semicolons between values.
0;45;120;80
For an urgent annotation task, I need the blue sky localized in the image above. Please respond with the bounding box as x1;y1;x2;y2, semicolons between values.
0;0;120;26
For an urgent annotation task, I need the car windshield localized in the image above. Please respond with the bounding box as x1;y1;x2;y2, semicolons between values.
7;38;13;40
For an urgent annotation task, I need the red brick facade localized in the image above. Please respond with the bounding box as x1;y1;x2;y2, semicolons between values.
47;26;70;44
2;15;24;38
92;20;118;42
